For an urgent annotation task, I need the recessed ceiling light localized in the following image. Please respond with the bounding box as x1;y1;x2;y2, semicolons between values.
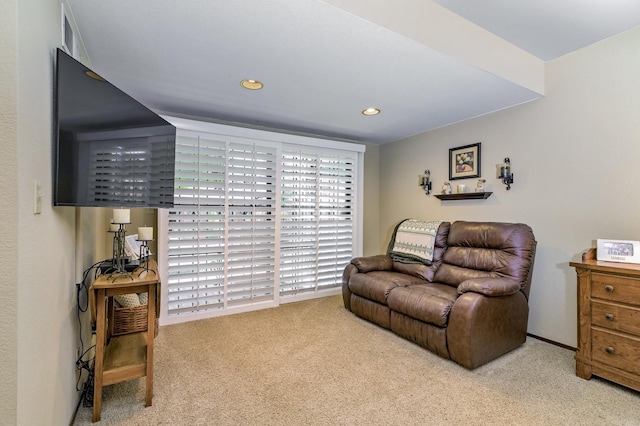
241;79;264;90
362;107;380;116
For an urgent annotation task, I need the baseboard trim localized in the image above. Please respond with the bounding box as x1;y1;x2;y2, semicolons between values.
527;333;576;352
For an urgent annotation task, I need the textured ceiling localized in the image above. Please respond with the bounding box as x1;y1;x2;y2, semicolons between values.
66;0;640;144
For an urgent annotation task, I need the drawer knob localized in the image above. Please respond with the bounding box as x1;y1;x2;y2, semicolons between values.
604;285;614;292
605;313;614;321
605;346;615;355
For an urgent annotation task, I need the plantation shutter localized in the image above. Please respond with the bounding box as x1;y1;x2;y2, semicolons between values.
280;146;356;298
226;142;278;306
166;133;278;316
166;134;227;315
160;120;364;323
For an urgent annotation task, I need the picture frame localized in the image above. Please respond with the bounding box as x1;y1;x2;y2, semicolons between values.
449;142;481;180
596;239;640;264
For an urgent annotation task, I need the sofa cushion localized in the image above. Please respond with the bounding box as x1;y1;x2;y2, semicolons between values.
386;283;458;327
391;262;433;281
434;221;536;290
432;262;498;288
457;277;522;297
349;271;426;305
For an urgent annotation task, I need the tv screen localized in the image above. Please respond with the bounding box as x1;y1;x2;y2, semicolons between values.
54;48;175;208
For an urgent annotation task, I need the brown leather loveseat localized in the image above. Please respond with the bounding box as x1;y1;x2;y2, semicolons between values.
342;220;537;369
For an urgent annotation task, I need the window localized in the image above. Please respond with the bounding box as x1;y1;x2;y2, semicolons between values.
159;120;364;324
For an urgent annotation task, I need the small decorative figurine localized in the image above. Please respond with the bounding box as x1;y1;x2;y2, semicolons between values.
475;179;486;192
442;182;452;195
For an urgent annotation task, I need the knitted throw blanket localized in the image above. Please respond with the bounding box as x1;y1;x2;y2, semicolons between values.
388;219;443;265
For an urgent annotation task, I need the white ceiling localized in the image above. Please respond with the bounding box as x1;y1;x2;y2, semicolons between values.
433;0;640;61
66;0;640;144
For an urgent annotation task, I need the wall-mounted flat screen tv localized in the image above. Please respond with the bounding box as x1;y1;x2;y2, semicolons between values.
54;48;175;208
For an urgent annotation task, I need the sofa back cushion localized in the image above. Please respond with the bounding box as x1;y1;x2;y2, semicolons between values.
433;221;536;296
389;221;451;282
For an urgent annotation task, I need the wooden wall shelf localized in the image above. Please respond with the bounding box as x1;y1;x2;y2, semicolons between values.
434;192;493;201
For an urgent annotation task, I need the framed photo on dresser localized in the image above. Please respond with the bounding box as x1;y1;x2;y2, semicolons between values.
596;239;640;264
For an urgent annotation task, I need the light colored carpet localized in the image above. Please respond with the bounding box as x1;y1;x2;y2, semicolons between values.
74;295;639;425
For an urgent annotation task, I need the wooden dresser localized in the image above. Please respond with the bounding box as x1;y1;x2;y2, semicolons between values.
570;248;640;392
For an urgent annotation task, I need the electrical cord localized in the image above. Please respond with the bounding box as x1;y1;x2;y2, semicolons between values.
75;259;110;406
76;260;104;367
76;343;96;408
82;367;95;408
75;344;95;391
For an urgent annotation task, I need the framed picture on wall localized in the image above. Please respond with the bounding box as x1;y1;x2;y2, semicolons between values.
449;142;481;180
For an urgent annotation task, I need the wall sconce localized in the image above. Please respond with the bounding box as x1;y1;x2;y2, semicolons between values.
497;158;514;190
419;170;432;195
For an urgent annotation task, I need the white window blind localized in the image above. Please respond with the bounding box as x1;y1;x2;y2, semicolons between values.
280;146;356;298
161;120;364;323
166;134;228;316
166;134;278;316
226;142;278;307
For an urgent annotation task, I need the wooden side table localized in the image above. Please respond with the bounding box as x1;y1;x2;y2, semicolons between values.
91;261;160;422
570;249;640;392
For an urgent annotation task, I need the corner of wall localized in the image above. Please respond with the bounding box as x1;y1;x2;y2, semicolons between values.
363;143;381;255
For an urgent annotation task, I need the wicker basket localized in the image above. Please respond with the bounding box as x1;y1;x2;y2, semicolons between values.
112;304;159;338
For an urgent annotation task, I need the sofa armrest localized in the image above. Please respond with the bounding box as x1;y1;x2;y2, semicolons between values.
342;264;358;311
457;277;521;297
351;255;393;273
447;291;529;369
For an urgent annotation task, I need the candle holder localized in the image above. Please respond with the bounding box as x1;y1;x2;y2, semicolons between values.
137;239;156;277
109;223;133;281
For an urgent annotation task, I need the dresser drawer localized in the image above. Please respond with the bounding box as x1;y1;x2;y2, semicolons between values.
591;273;640;305
592;301;640;335
592;328;640;375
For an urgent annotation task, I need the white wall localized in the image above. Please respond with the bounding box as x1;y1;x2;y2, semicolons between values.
0;0;19;422
378;27;640;347
10;0;98;423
